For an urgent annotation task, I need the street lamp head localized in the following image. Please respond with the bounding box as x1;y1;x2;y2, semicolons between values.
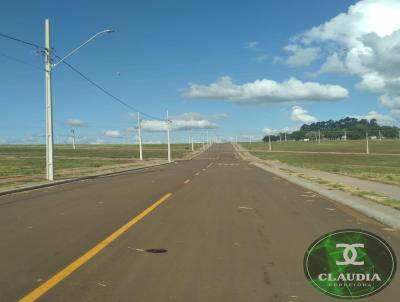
104;29;115;34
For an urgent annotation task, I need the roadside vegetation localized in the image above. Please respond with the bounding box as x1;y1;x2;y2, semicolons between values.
0;144;200;189
241;140;400;186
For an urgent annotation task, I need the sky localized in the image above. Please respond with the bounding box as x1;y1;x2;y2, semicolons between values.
1;0;400;144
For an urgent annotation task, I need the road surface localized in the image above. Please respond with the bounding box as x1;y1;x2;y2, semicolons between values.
0;144;399;301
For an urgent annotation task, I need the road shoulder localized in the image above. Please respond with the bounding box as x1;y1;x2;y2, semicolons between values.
233;143;400;230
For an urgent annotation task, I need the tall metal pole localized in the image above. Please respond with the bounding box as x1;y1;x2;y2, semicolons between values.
137;112;143;160
206;130;209;146
71;128;76;150
167;110;171;162
366;131;370;154
318;130;321;144
191;136;194;151
45;19;54;181
268;135;272;152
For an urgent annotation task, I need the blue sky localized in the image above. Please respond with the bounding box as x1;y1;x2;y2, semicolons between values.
1;0;399;144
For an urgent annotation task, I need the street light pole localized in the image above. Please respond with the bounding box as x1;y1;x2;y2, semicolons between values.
43;19;113;181
167;110;171;162
137;112;143;160
71;128;76;150
45;19;54;181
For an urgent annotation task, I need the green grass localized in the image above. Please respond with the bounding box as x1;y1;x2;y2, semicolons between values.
0;143;201;189
242;139;400;154
242;141;400;186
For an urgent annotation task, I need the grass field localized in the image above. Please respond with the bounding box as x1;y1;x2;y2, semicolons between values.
241;140;400;186
0;144;201;189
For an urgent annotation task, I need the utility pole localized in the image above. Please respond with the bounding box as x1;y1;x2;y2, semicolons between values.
268;135;272;152
71;128;76;150
318;130;321;144
284;133;287;142
206;130;209;146
191;136;194;151
202;133;205;150
45;19;54;181
366;131;370;154
167;110;171;162
137;112;143;160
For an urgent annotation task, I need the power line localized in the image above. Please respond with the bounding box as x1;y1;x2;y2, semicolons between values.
0;52;44;71
0;31;165;122
56;56;164;121
0;32;42;49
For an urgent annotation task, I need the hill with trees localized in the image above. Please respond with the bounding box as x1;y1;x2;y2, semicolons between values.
263;117;400;142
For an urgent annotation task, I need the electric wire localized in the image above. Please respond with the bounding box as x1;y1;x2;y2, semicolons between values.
0;31;167;122
55;56;165;121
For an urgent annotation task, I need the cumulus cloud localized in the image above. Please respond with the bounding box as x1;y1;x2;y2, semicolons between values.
141;119;217;132
352;111;398;126
286;0;400;109
103;130;122;138
263;126;298;135
137;112;225;132
276;45;320;67
245;41;260;49
291;105;318;124
90;138;105;144
183;76;348;104
65;118;87;127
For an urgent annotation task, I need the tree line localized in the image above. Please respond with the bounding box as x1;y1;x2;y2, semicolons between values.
263;117;400;142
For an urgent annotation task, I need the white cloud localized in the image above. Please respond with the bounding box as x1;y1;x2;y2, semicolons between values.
90;138;105;144
245;41;260;49
352;110;398;126
183;76;348;104
141;119;217;132
263;126;298;135
171;112;228;121
379;94;400;109
318;53;346;74
288;0;400;109
253;54;268;62
389;109;400;117
65;118;87;127
103;130;122;138
281;45;320;67
291;105;318;124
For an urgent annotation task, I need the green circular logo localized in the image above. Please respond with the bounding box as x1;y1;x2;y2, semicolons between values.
304;229;397;299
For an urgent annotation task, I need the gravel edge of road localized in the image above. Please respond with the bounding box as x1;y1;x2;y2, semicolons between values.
233;143;400;230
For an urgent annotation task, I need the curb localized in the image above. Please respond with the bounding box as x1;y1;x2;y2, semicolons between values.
0;161;171;197
233;143;400;230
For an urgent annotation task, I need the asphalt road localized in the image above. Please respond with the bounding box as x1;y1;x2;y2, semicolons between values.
1;144;399;302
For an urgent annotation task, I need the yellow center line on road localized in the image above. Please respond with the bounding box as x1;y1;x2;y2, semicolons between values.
19;193;173;302
195;172;200;176
184;179;191;184
207;163;213;168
